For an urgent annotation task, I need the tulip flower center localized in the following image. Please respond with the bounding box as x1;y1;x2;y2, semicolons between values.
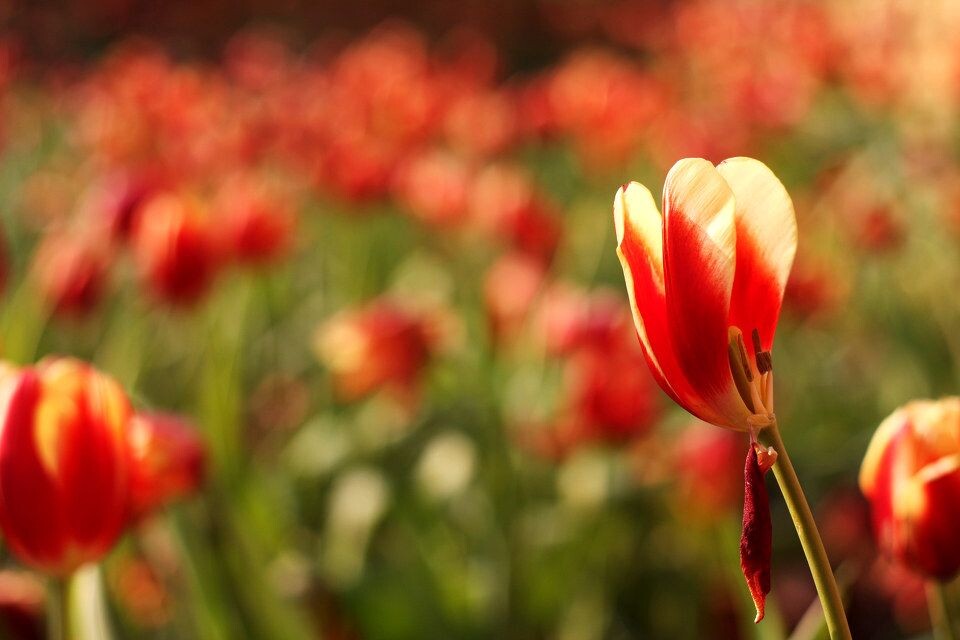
728;327;775;431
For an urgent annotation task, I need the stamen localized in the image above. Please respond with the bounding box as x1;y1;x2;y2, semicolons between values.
737;334;753;381
728;328;756;413
751;328;773;374
762;371;774;413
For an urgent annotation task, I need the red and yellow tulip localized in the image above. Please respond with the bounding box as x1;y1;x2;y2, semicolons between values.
860;398;960;580
615;157;797;621
0;358;131;575
614;156;797;433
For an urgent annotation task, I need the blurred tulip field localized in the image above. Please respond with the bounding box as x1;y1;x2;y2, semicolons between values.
2;1;960;639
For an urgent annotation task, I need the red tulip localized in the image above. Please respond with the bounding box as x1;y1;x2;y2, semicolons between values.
214;178;295;266
132;192;220;306
443;89;519;158
0;358;131;574
615;157;797;621
859;398;960;580
393;150;472;228
126;412;205;520
33;233;110;317
482;252;545;344
614;157;797;432
562;345;660;443
77;169;163;242
673;423;744;520
470;164;562;264
313;299;438;404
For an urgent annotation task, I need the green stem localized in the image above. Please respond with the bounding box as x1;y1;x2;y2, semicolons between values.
927;581;957;640
760;420;851;640
46;576;70;640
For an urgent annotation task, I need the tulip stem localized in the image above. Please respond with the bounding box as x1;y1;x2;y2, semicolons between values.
927;581;957;640
47;576;71;640
760;420;851;640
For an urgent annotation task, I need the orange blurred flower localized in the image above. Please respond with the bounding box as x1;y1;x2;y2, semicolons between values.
393;150;472;227
482;252;546;344
313;299;442;404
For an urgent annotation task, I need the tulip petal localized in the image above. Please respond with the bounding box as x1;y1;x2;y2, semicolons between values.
614;182;723;425
905;456;960;579
60;371;129;553
663;158;748;428
859;408;908;498
717;158;797;352
0;373;69;571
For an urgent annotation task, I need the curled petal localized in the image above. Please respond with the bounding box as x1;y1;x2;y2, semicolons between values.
740;445;772;623
718;157;797;352
663;159;748;428
859;408;908;499
615;183;723;425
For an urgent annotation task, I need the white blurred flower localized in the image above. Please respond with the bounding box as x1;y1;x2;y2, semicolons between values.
557;450;610;510
322;467;391;586
284;418;350;479
415;431;476;501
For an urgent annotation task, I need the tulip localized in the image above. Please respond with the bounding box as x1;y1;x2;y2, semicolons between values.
562;345;660;443
33;233;110;317
313;299;438;404
132;192;220;306
673;424;744;520
482;252;545;344
615;158;850;637
470;164;562;264
77;169;163;242
0;358;130;575
214;178;295;266
859;398;960;580
393;150;471;227
126;412;205;521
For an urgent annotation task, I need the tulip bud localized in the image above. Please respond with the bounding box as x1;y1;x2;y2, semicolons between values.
126;413;205;520
132;192;220;306
0;358;130;574
860;398;960;580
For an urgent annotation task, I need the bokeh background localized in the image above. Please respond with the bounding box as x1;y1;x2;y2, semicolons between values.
1;0;960;638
